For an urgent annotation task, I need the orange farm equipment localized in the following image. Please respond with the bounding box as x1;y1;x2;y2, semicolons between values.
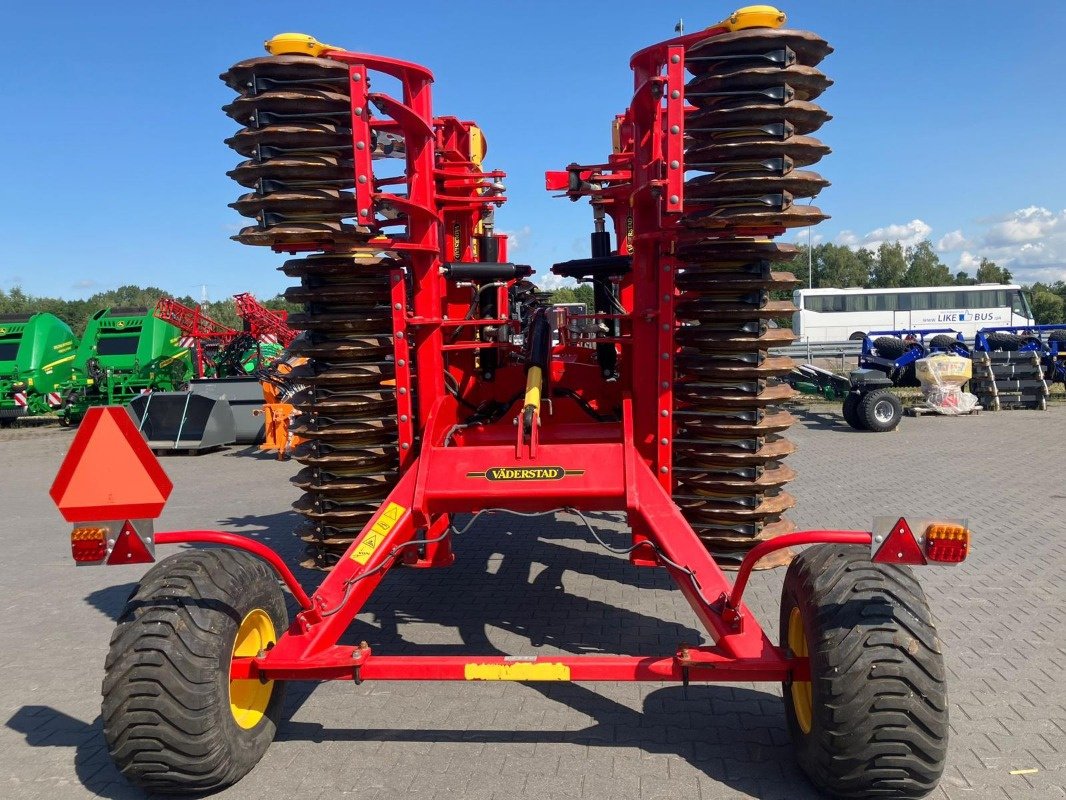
53;8;968;798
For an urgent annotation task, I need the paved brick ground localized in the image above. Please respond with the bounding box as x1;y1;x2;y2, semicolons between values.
0;406;1063;799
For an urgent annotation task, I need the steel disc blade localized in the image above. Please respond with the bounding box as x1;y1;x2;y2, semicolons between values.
232;223;372;248
685;170;829;200
677;270;799;292
686;101;831;137
223;89;351;123
280;252;396;276
227;156;355;188
676;326;795;351
687;65;832;104
220;54;349;92
285;282;391;305
674;382;796;407
685;135;830;169
674;240;798;263
225;122;353;158
686;28;832;68
286;337;393;361
293;444;398;471
675;410;795;438
229;188;354;218
682;204;829;229
674;435;796;465
675;354;794;379
285;310;391;333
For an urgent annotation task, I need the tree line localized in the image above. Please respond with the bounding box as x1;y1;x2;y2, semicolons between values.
0;285;299;337
4;241;1065;334
785;239;1066;323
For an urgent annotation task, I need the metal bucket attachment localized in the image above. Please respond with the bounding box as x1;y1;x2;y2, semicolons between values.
128;391;236;452
188;377;268;444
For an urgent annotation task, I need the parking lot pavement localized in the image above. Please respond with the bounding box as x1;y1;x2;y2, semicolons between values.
0;406;1063;799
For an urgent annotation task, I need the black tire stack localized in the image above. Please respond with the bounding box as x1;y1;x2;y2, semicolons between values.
221;55;405;568
971;347;1049;411
670;27;832;567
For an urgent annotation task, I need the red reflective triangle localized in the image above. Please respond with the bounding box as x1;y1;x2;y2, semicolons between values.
106;521;155;565
874;517;927;565
49;407;173;522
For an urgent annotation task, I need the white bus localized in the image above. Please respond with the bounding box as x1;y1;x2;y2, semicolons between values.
792;284;1036;342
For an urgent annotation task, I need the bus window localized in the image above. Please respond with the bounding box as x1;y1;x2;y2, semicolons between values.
1011;290;1035;320
934;292;958;309
917;292;938;310
808;295;843;312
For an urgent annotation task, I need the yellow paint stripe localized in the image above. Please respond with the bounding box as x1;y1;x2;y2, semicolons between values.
350;502;406;564
464;662;571;681
39;354;76;371
159;349;190;366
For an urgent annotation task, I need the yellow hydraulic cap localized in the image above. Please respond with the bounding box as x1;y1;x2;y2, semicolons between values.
264;32;343;57
718;5;786;31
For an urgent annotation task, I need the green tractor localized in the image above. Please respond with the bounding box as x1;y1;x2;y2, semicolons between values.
0;312;79;426
60;307;193;425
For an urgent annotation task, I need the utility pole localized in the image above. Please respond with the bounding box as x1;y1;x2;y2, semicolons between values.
807;225;813;288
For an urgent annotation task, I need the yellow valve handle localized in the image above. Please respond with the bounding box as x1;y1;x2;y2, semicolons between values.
712;5;787;31
264;32;344;57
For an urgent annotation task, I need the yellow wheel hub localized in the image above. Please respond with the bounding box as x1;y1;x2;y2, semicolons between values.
787;606;813;734
229;609;277;729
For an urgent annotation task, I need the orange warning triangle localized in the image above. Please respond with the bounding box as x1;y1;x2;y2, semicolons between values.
50;407;173;522
873;517;927;565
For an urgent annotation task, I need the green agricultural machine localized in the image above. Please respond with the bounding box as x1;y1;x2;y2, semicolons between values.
0;312;79;426
60;307;193;425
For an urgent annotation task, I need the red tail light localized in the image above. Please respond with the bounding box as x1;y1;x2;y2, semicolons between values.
71;526;108;563
925;523;969;563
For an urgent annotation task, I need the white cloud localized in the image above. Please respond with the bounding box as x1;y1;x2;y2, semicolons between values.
956;251;981;271
831;209;1066;282
982;206;1066;247
862;219;932;251
963;207;1066;283
71;279;98;290
499;225;532;253
837;219;932;252
536;272;574;292
937;230;970;252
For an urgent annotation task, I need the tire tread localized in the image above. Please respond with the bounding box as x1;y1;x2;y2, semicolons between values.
781;544;948;799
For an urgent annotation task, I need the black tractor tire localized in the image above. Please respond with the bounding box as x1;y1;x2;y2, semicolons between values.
983;331;1021;351
858;388;902;432
872;336;907;359
781;544;949;799
841;393;864;430
928;334;959;351
1049;330;1066;346
101;549;288;794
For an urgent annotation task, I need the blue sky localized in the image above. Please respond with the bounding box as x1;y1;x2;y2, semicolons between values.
2;1;1064;300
